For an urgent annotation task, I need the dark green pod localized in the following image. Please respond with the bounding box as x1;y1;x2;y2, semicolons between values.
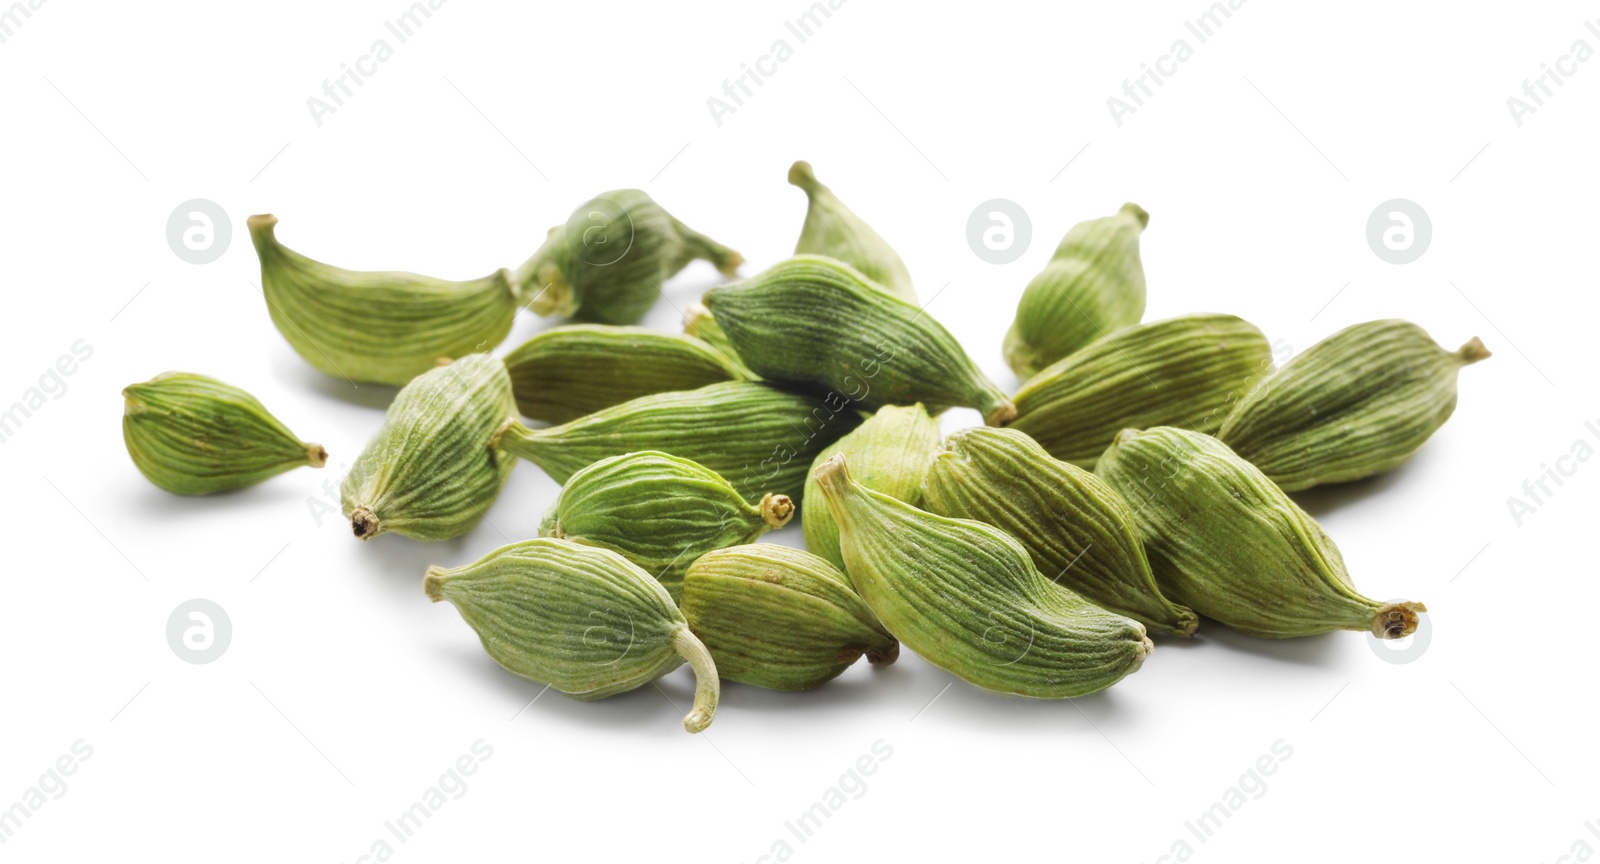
425;539;719;733
341;355;516;542
502;324;747;424
497;381;863;504
1096;427;1426;639
814;455;1152;698
789;160;916;303
540;451;794;601
922;427;1197;636
682;544;898;692
122;372;326;495
1004;203;1148;378
1217;320;1490;491
704;255;1015;424
1007;313;1273;468
514;189;743;325
248;214;517;386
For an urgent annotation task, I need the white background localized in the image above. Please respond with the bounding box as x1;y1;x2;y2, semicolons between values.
1;1;1594;861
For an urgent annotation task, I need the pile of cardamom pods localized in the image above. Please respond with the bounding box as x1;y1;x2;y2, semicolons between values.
121;161;1487;733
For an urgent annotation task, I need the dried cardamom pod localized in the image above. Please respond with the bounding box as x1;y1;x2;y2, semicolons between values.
341;355;516;542
514;189;743;325
425;538;719;733
122;372;326;495
247;214;516;386
802;403;942;574
682;302;757;379
813;455;1152;698
1096;427;1426;639
540;451;793;601
1008;313;1272;468
705;255;1015;424
788;160;916;303
682;544;898;691
922;427;1198;636
502;325;747;424
496;381;863;504
1217;320;1490;491
1003;203;1149;378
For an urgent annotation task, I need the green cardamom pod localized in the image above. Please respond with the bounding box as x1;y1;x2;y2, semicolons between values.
1217;320;1490;491
341;355;516;542
1096;427;1426;639
1003;203;1149;378
1008;313;1272;468
682;302;757;379
813;454;1152;698
789;160;916;303
122;372;326;495
502;324;748;425
682;544;898;691
540;451;794;601
704;255;1015;424
514;189;743;325
496;381;862;504
802;403;942;574
922;427;1198;636
247;214;517;386
424;538;719;733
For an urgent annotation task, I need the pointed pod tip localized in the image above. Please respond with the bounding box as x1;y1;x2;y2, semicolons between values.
423;566;448;602
813;453;852;494
351;507;381;541
760;493;795;529
1372;602;1426;640
866;641;900;666
985;401;1018;427
1457;336;1491;365
717;249;746;278
787;159;819;192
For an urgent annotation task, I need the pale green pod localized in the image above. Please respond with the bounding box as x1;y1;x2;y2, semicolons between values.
514;189;743;325
683;302;757;379
705;255;1015;424
1217;320;1490;491
922;427;1197;636
502;324;748;424
802;403;942;574
496;381;863;505
682;544;898;692
247;215;517;387
1003;203;1148;378
813;455;1152;698
341;355;516;542
425;538;719;733
1096;427;1426;639
540;451;794;601
1007;313;1273;468
789;160;916;303
122;372;325;495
